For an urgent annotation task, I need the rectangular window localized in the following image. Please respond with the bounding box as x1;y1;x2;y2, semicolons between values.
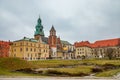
39;49;41;52
14;54;16;57
35;54;37;57
28;53;29;57
34;48;36;52
26;43;28;46
20;43;22;46
20;48;22;52
26;48;28;51
14;49;16;52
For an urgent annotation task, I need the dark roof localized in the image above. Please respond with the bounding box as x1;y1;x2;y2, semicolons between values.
61;40;71;45
41;36;48;44
14;37;38;42
41;37;71;45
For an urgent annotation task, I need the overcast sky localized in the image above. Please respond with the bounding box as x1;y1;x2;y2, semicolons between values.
0;0;120;44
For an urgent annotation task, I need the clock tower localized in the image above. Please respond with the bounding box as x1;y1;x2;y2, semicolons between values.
34;17;44;42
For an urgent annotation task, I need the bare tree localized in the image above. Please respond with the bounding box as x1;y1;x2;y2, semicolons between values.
106;48;114;60
93;48;99;58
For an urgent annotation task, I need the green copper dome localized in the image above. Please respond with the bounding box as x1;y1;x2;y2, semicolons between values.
34;17;44;36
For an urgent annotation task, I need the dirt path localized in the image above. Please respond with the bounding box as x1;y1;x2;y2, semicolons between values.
0;77;117;80
0;74;120;80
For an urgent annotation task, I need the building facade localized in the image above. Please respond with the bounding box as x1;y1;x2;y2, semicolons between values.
74;38;120;59
74;41;92;59
0;41;11;57
61;40;75;59
10;37;49;60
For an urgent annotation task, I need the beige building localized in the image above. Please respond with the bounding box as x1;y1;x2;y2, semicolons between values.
75;46;92;59
10;37;49;60
92;46;120;58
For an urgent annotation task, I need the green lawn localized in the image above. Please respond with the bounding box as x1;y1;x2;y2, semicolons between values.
0;58;120;77
30;59;120;68
82;59;120;66
30;59;81;68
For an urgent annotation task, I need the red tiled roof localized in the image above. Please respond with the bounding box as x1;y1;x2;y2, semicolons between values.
91;38;120;48
74;38;120;48
74;41;91;47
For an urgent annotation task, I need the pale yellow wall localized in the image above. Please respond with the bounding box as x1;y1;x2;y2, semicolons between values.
57;51;63;59
10;40;49;60
75;47;92;58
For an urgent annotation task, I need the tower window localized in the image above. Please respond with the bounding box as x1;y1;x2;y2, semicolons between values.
40;29;42;31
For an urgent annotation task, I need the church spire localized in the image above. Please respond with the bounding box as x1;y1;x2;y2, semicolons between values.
38;15;41;23
50;25;56;36
50;25;56;32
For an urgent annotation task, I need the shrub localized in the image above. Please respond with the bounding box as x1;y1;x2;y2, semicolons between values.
16;68;34;73
69;72;89;76
43;70;64;76
103;64;116;70
43;70;89;76
92;66;103;73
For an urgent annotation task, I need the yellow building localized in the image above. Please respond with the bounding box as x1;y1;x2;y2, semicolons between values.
10;37;49;60
61;40;75;59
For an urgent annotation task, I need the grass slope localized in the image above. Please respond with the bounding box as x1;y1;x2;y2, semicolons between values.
0;58;37;76
96;69;120;77
0;57;33;70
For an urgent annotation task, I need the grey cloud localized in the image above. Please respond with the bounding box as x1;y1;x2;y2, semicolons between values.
0;0;120;43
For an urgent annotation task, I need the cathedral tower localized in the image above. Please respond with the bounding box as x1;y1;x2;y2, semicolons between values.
48;25;57;58
48;25;57;47
34;17;44;42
